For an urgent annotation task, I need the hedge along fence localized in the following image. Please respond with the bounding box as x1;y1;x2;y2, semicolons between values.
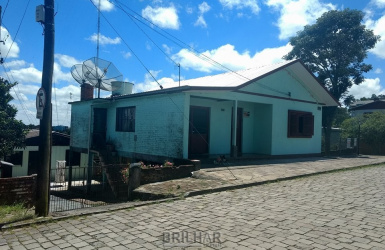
0;174;37;207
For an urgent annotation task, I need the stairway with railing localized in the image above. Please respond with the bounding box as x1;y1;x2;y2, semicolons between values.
92;150;128;200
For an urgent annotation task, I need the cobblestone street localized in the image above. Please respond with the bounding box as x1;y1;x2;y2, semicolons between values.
1;165;385;250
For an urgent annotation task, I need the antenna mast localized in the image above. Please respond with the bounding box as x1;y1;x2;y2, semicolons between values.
96;0;101;98
0;6;4;64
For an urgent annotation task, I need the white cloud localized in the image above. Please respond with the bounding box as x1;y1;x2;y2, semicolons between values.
3;60;26;69
172;43;292;73
142;5;180;30
146;41;152;51
122;51;132;59
162;44;172;54
348;78;385;99
195;2;211;28
91;0;114;12
219;0;260;15
195;16;208;28
265;0;336;40
55;54;82;68
186;7;194;14
10;82;81;126
54;63;74;84
199;2;211;13
375;68;383;74
12;83;40;96
365;15;385;59
6;65;42;84
4;56;83;125
0;27;20;59
133;70;179;93
370;0;385;8
87;33;121;45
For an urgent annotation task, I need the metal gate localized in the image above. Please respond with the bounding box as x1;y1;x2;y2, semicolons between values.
49;164;117;212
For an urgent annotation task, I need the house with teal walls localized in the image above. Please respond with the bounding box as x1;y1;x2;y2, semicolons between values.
70;59;338;162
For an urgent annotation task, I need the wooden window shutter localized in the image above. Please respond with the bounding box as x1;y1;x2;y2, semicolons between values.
288;111;299;137
303;114;314;136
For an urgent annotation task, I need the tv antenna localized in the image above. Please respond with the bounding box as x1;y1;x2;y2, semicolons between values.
83;57;123;95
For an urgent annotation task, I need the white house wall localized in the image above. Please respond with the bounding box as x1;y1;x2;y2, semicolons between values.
11;146;87;179
189;97;274;156
271;101;322;155
190;97;233;155
11;148;32;177
187;69;323;156
70;101;92;150
241;69;317;103
105;93;186;159
240;102;273;155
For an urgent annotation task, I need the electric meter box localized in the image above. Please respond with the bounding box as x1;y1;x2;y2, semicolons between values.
36;5;45;23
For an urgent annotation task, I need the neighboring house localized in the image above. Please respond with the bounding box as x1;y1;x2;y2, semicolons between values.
70;59;339;162
0;161;14;178
7;130;87;178
349;100;385;117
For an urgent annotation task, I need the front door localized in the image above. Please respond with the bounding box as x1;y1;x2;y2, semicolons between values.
189;106;210;156
28;151;39;175
92;108;107;149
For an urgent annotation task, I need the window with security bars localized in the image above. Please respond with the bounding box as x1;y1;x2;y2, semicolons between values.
116;107;136;132
287;110;314;138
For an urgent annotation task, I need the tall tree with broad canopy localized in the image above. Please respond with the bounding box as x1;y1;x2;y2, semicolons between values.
284;9;380;154
0;78;28;159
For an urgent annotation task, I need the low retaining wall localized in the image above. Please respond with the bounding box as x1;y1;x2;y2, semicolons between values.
0;174;37;207
140;165;196;185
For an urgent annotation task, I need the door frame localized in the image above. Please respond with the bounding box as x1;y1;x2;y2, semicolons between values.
92;108;107;149
188;106;210;157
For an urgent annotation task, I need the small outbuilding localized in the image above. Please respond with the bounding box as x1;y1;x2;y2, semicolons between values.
8;130;87;178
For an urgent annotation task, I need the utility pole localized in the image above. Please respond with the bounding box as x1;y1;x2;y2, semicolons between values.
35;0;55;217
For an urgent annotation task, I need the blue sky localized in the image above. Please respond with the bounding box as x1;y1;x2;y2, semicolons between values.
1;0;385;126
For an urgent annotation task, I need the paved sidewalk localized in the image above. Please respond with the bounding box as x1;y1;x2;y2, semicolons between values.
133;155;385;199
1;162;385;249
2;155;385;230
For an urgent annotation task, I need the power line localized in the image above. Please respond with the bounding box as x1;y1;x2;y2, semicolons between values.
1;0;10;19
112;1;289;96
1;64;34;124
114;1;234;76
114;2;179;67
89;0;164;89
1;0;32;63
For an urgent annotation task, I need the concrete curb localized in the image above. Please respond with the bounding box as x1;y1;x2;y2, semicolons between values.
184;162;385;197
0;197;180;231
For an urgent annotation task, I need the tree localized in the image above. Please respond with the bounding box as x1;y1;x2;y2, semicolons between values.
343;95;356;108
333;107;350;128
0;78;28;159
284;9;380;154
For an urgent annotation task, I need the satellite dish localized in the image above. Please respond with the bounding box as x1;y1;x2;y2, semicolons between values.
70;64;91;85
82;57;123;96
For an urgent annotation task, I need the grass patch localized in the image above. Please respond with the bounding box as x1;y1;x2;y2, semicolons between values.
0;204;36;225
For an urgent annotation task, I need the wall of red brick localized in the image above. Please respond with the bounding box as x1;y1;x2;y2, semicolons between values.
0;174;37;207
